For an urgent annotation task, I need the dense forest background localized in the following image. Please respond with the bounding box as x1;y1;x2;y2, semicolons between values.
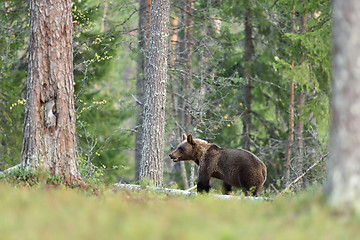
0;0;331;191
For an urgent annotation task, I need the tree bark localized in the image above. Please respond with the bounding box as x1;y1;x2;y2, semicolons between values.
135;0;152;181
284;6;296;187
285;72;294;187
170;1;193;189
242;0;253;151
169;15;189;189
295;91;305;177
294;6;308;188
21;0;83;184
100;1;108;33
170;16;178;66
326;0;360;210
140;0;170;186
183;0;192;132
184;0;196;188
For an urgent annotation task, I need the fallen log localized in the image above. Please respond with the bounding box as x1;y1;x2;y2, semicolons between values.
114;183;269;201
0;164;21;176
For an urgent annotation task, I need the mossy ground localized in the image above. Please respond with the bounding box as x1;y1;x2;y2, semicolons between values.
0;183;359;240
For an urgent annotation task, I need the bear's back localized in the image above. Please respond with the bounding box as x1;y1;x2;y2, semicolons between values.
204;145;265;173
213;147;263;166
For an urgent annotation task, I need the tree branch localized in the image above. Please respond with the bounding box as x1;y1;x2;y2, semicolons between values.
185;185;197;192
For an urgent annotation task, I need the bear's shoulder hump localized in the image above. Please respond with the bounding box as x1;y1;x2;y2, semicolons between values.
208;144;223;151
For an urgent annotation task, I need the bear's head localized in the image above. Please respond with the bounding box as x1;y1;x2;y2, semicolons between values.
169;134;197;163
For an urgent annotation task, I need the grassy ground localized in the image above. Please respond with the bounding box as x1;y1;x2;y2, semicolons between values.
0;183;359;240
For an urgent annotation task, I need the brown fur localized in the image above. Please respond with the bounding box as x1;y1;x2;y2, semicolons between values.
169;134;267;196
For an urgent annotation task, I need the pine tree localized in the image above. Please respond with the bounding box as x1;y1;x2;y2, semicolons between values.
20;0;84;184
140;0;170;186
326;0;360;210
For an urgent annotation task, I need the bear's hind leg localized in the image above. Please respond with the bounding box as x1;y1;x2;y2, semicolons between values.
245;185;261;196
254;184;263;197
221;182;232;195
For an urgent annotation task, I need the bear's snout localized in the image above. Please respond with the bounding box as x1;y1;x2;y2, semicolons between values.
169;152;179;162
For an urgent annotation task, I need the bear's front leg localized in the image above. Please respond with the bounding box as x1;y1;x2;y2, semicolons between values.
197;181;210;193
197;164;211;193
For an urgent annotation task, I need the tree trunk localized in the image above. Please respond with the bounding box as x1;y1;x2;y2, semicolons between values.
284;6;296;187
100;1;108;33
242;0;253;151
168;15;189;189
326;0;360;210
184;0;196;188
294;6;308;188
140;0;170;186
135;0;151;181
183;0;192;132
295;91;305;179
171;1;193;189
21;0;83;184
285;73;294;187
170;16;178;66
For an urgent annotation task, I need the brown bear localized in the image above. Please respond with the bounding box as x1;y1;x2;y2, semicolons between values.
169;134;267;196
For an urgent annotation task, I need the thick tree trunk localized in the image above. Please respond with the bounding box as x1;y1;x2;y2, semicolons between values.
21;0;82;184
135;0;152;181
242;1;253;151
326;0;360;210
140;0;170;186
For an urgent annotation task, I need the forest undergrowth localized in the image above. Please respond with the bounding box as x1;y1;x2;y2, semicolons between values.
0;180;359;240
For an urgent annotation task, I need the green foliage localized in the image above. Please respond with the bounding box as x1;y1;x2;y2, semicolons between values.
77;152;105;187
0;169;39;187
0;0;28;169
1;0;331;190
139;178;157;189
71;0;138;184
0;0;138;184
0;168;67;187
186;0;331;189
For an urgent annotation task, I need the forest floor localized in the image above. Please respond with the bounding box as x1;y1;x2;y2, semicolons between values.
0;183;359;240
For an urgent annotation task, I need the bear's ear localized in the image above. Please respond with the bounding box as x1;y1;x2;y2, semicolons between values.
182;133;187;141
187;134;196;145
